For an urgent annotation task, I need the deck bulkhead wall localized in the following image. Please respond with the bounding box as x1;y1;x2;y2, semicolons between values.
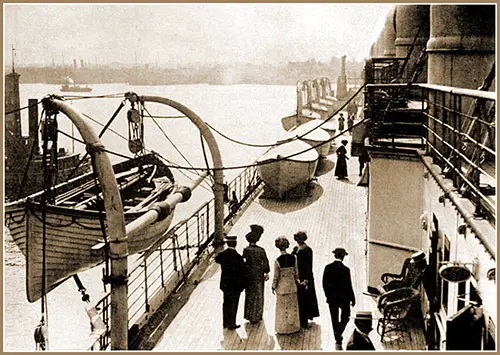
363;81;496;350
366;149;426;288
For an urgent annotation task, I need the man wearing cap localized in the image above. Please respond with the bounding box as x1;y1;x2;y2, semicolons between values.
215;235;247;330
346;311;376;350
323;247;356;350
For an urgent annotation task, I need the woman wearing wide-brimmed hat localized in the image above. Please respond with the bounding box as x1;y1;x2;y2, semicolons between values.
242;224;270;324
334;140;349;179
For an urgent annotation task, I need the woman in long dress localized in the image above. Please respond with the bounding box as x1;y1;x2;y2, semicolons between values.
338;113;345;133
272;236;301;334
334;139;349;179
292;231;320;328
243;224;270;323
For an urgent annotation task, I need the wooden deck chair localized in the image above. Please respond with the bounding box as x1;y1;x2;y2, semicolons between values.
376;252;427;294
376;287;420;342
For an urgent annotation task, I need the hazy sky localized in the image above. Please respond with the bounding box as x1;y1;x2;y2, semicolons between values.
5;3;393;67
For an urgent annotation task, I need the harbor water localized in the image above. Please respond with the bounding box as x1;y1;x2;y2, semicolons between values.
4;83;297;350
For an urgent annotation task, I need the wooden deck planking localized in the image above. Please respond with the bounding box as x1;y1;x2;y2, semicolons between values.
153;136;426;351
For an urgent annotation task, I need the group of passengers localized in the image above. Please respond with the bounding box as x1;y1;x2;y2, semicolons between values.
215;224;375;351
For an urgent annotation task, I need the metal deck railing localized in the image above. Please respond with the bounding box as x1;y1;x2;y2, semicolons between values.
88;165;262;350
364;57;408;85
364;82;496;224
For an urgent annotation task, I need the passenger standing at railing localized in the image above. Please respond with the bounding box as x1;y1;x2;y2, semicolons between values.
215;235;247;330
242;224;270;324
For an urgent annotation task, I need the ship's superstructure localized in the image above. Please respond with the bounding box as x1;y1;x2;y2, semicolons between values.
361;4;495;350
3;4;496;352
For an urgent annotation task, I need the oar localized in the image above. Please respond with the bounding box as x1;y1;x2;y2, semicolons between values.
126;179;174;213
125;172;208;236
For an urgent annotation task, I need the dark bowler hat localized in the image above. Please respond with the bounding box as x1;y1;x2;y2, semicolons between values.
333;247;348;257
224;235;238;242
341;139;348;145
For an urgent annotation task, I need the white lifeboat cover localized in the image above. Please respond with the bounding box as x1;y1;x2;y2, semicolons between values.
258;139;318;163
288;124;331;142
300;119;336;133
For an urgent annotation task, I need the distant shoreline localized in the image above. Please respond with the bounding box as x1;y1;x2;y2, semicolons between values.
7;58;364;86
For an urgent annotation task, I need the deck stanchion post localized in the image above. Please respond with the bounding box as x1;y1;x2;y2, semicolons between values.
296;81;303;126
46;98;129;350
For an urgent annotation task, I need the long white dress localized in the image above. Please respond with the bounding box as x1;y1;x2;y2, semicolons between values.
272;254;301;334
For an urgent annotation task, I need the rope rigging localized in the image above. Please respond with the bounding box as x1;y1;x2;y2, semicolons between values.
34;106;62;351
57;92;128;100
54;110;369;172
142;105;201;173
81;109;209;185
21;88;367;185
5;99;40;115
141;104;214;192
19;85;366;351
203;121;279;148
63;100;127;183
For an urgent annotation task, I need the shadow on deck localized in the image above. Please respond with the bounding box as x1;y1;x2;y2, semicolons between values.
145;139;426;351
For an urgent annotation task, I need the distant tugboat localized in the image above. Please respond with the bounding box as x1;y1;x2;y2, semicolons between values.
60;76;92;92
5;68;91;201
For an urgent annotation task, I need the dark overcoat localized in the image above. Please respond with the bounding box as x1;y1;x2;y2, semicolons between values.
215;248;247;292
346;329;375;351
322;260;355;304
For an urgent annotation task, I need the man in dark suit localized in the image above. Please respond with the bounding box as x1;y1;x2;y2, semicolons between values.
215;235;247;330
323;247;356;350
346;311;376;350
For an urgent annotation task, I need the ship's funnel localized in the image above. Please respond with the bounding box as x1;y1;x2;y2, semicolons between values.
377;6;396;57
427;5;495;89
369;42;377;57
395;5;429;82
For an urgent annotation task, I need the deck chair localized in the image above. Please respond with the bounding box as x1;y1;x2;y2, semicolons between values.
376;287;420;341
375;254;427;294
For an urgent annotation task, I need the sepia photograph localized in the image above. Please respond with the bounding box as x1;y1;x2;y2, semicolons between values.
3;3;496;351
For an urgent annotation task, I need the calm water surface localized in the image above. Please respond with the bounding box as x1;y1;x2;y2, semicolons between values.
5;83;296;350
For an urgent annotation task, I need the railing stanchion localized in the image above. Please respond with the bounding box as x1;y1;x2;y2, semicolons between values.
143;259;149;312
185;223;190;262
159;244;165;289
172;234;178;272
